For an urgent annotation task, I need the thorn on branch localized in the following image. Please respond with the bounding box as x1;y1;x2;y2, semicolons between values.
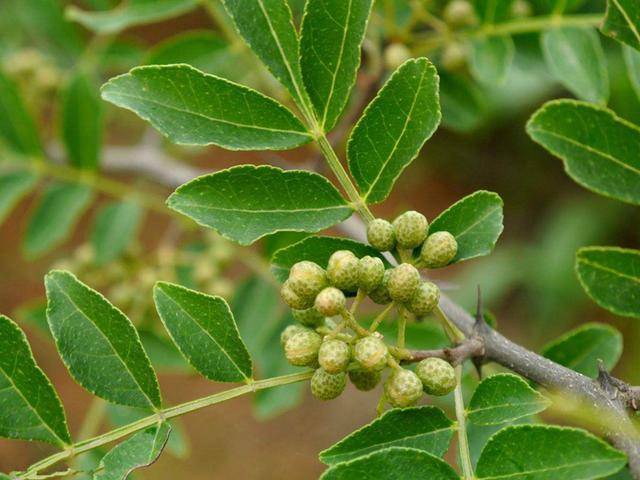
597;360;640;412
473;284;490;336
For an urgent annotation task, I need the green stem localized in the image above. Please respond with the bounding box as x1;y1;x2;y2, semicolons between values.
397;309;408;349
434;305;465;343
369;303;394;332
454;365;474;480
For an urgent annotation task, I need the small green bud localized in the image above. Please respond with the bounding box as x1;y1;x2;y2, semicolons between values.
443;0;477;27
368;269;392;305
367;218;396;251
349;369;381;391
280;325;309;347
292;307;325;327
384;43;412;70
284;330;322;366
420;231;458;268
393;211;428;249
310;368;347;400
354;335;388;371
407;282;440;316
387;263;420;303
441;42;467;72
288;261;327;298
385;368;423;407
281;280;314;310
318;339;351;374
327;250;360;291
416;358;456;396
358;256;385;293
315;287;346;317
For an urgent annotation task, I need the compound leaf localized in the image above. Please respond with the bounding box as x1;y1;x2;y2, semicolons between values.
601;0;640;51
91;200;143;266
0;70;41;155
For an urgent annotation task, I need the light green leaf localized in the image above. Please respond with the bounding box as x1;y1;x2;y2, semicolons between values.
300;0;373;131
167;165;353;245
91;200;142;266
347;58;441;204
0;70;41;155
541;27;609;104
66;0;198;34
623;45;640;101
24;182;93;258
153;282;252;382
270;235;389;282
476;425;627;479
0;314;71;446
526;100;640;205
601;0;640;51
429;190;504;263
60;72;103;170
0;170;38;224
467;374;550;426
541;322;623;377
321;447;459;480
94;423;171;480
45;270;161;409
320;407;454;466
101;65;312;151
470;36;515;85
576;247;640;319
439;71;488;132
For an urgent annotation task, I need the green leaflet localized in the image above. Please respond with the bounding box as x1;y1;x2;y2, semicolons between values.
300;0;374;131
476;425;627;479
601;0;640;51
319;407;455;466
24;182;93;258
101;65;312;151
0;315;71;446
0;170;38;223
320;447;459;479
91;200;143;266
526;100;640;205
66;0;199;34
470;36;515;85
45;270;162;409
576;247;640;319
0;70;41;155
439;72;488;132
347;58;441;204
153;282;253;382
541;322;623;377
541;27;609;104
429;190;504;263
167;165;353;245
60;71;103;170
94;423;171;480
623;45;640;100
467;374;550;426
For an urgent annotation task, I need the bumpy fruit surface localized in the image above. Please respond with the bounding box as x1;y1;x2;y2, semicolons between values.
315;287;346;317
384;43;412;70
354;336;388;371
367;219;396;251
416;358;457;396
327;250;360;291
387;263;420;303
358;256;385;293
393;211;428;249
420;231;458;268
280;325;308;347
292;307;325;327
281;280;314;310
318;339;351;374
385;368;423;407
288;261;327;298
443;0;477;27
284;330;322;366
368;269;392;305
349;369;381;391
311;368;347;400
407;282;440;316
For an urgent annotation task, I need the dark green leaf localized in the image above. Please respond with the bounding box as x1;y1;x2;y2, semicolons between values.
439;72;488;132
91;200;142;265
470;36;515;85
601;0;640;51
101;65;312;151
0;170;38;223
623;45;640;100
526;100;640;205
167;165;352;245
0;314;71;445
45;270;161;409
348;58;441;204
429;190;504;263
0;70;41;155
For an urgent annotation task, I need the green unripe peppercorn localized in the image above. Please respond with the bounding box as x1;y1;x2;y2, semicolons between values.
441;42;467;72
310;368;347;400
349;369;381;391
318;339;351;374
288;261;327;298
387;263;421;303
416;358;456;396
420;231;458;268
327;250;360;291
280;325;308;347
354;335;388;371
284;330;322;366
511;0;532;18
358;256;385;292
292;307;325;327
407;282;440;316
443;0;477;27
368;269;392;305
384;43;412;70
393;211;428;249
385;368;424;407
315;287;346;317
367;219;396;251
281;280;314;310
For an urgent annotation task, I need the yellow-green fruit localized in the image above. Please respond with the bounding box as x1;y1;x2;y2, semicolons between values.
349;369;381;391
318;339;351;374
420;231;458;268
367;218;396;251
284;330;322;366
385;368;423;407
384;43;412;70
327;250;360;291
354;336;388;371
280;325;309;347
443;0;477;27
288;261;327;298
407;282;440;316
441;42;467;72
416;358;456;396
292;307;325;327
387;263;420;303
358;256;385;292
368;269;392;305
315;287;346;317
310;368;347;400
281;280;314;310
393;211;428;249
